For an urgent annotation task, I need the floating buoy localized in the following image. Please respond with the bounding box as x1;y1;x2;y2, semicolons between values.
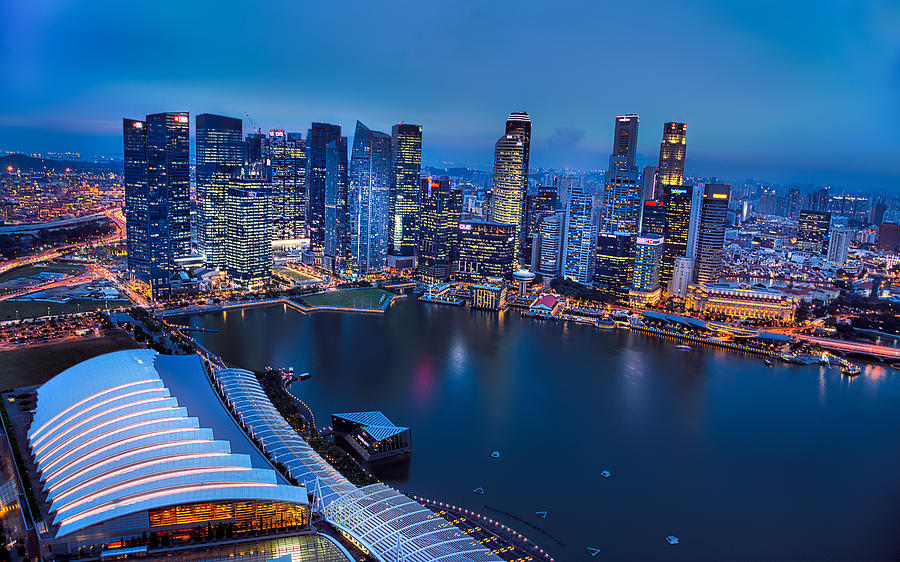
666;536;679;545
473;487;485;495
587;547;601;556
535;511;548;519
600;470;611;478
491;451;501;459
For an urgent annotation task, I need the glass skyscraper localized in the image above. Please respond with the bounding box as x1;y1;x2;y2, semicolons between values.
601;115;642;234
349;121;392;276
595;231;633;302
123;112;189;296
417;177;461;283
456;221;516;283
225;177;272;288
490;112;531;258
562;183;597;284
196;113;244;269
660;184;694;287
389;123;422;261
269;129;307;241
694;183;731;285
306;123;342;251
657;122;687;188
797;210;831;254
324;136;349;273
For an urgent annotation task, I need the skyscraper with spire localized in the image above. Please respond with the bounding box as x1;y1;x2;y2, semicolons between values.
657;122;687;188
349;121;392;276
601;114;642;234
490;112;531;259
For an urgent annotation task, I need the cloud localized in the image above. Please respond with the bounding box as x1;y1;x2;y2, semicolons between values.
544;128;585;151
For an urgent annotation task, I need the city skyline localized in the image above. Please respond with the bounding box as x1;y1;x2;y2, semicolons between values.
2;1;899;191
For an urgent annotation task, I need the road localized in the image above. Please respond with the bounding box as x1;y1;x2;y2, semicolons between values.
793;334;900;360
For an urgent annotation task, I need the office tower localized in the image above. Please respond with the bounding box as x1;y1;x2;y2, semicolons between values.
389;123;422;264
642;166;658;200
268;129;307;241
660;184;695;286
668;256;695;297
787;188;802;218
601;115;642;234
877;222;900;251
562;184;597;284
245;131;266;164
348;121;392;276
694;183;731;285
640;200;666;236
657;122;687;188
490;112;530;256
594;231;633;302
306;123;342;251
196;114;244;269
324;136;349;273
418;177;460;283
686;186;704;258
456;221;516;283
225;177;271;288
535;212;565;277
122;112;189;296
871;200;887;225
629;236;665;305
827;227;852;264
525;186;558;236
797;210;831;254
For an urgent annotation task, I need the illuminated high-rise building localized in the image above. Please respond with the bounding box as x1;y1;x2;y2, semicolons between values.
269;129;307;241
629;236;665;305
123;112;189;296
306;122;342;251
522;185;558;266
456;220;516;283
660;184;694;287
601;115;642;234
657;122;687;188
349;121;392;275
225;177;272;288
797;210;831;254
826;227;851;264
642;166;658;200
389;123;422;264
594;231;633;302
196;114;244;269
640;199;666;236
694;183;731;285
323;136;349;273
534;212;565;277
562;183;597;284
490;112;531;257
418;177;460;283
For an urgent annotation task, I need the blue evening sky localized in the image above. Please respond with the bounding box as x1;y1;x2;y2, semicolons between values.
1;1;898;191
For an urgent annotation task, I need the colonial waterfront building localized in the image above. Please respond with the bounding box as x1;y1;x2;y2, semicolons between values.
490;112;531;257
196;113;244;269
348;121;391;275
797;210;831;254
456;220;516;283
418;177;461;283
225;177;272;288
123;112;190;296
685;282;799;323
694;183;731;285
324;136;349;274
389;123;422;267
306;122;342;252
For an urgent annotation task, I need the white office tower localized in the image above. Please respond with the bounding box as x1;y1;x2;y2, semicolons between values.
685;186;703;258
536;212;565;277
827;227;852;265
562;184;597;284
668;256;695;296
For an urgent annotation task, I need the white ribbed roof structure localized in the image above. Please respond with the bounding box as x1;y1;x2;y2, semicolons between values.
332;411;409;441
28;350;308;538
212;368;501;562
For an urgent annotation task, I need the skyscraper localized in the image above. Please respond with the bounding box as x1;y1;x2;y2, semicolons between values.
601;114;642;234
196;114;244;269
826;227;851;264
640;200;666;236
306;123;342;251
562;183;597;284
657;122;687;188
490;112;531;258
594;231;633;302
660;184;694;287
694;183;731;285
389;123;422;265
522;185;558;266
225;177;272;288
123;112;190;296
324;136;349;273
642;166;658;200
456;221;516;283
418;177;460;283
269;129;307;241
797;210;831;254
535;212;565;277
629;236;665;305
348;121;392;276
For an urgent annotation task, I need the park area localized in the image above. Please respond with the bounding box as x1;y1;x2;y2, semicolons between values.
296;288;395;311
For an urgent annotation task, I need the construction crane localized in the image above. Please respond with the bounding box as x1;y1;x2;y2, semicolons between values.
245;112;261;135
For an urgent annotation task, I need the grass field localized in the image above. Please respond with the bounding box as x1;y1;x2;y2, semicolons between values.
0;330;141;390
0;262;85;284
274;267;320;283
0;299;131;321
299;288;394;310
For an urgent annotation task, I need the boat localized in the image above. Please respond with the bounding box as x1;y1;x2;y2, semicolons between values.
535;511;548;519
587;547;601;557
473;487;485;495
676;344;692;351
841;364;861;377
596;316;617;330
666;536;679;545
764;359;773;367
491;451;500;459
600;470;611;478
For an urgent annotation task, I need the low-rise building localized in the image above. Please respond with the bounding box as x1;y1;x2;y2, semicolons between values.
685;282;798;323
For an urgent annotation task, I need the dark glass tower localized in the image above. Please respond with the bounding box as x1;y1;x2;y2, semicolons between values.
418;177;459;283
456;220;516;283
660;184;694;286
594;231;633;302
797;210;831;254
196;113;244;269
269;129;307;241
349;121;392;275
324;136;349;273
389;123;422;259
694;183;731;285
306;123;342;251
640;199;666;236
123;112;189;296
